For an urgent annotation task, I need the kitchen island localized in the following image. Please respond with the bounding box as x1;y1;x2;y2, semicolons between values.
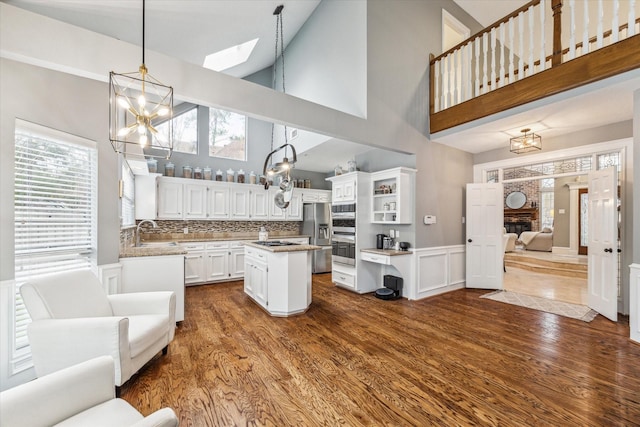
243;241;320;316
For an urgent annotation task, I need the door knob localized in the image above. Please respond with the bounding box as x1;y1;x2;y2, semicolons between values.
604;248;613;253
467;239;472;243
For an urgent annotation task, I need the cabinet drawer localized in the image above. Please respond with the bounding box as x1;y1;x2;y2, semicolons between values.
245;247;268;261
229;240;248;248
360;252;391;265
181;242;205;251
206;241;229;250
332;270;355;287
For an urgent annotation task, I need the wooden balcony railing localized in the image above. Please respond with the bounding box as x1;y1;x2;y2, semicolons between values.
430;0;640;134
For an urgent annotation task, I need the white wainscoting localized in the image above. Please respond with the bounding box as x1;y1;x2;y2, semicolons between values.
97;263;122;295
410;245;465;300
630;264;640;344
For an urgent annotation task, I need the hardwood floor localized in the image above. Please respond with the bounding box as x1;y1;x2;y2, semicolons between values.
121;274;640;426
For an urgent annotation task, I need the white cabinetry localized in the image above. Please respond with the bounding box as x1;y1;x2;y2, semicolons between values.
207;184;230;219
157;178;183;219
328;174;357;204
119;255;185;322
183;182;208;219
143;177;304;221
183;242;206;285
301;189;331;203
244;246;268;307
134;174;160;220
269;189;303;221
250;189;270;220
371;167;416;224
230;186;251;220
182;240;251;285
204;242;229;282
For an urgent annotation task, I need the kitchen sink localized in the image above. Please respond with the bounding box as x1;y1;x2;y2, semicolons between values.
253;241;299;247
138;241;178;248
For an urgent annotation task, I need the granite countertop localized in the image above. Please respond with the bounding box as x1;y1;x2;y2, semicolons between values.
119;246;188;258
139;233;311;244
243;241;321;253
361;248;413;256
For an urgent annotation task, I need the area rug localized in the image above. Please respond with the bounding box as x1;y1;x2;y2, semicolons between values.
480;290;598;322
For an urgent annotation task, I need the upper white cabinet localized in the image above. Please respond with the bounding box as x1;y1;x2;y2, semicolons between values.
230;185;251;220
139;176;305;221
183;182;208;219
327;173;357;204
157;177;183;219
301;189;331;203
208;184;230;219
370;167;416;224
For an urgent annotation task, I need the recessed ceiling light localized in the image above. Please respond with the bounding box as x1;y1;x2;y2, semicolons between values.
203;38;259;72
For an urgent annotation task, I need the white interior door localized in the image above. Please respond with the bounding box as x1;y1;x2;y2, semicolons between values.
587;167;618;321
466;183;504;289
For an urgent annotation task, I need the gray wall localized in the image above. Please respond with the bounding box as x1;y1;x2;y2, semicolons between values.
0;59;120;280
634;89;640;264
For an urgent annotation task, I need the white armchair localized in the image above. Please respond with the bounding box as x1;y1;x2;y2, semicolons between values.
20;269;176;386
0;356;178;427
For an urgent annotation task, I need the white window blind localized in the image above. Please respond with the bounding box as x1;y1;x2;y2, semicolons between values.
14;120;97;351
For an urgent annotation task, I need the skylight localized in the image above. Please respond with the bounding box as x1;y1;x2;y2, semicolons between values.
203;38;259;72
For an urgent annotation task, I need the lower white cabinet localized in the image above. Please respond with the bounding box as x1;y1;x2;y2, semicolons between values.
119;254;185;322
244;247;268;307
183;242;206;285
204;242;229;282
332;263;356;291
182;240;249;285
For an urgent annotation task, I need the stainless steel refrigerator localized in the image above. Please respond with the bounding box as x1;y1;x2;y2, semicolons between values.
302;203;332;273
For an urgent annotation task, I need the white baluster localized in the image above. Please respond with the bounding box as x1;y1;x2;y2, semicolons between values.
453;48;459;105
508;17;515;83
440;56;446;110
474;37;480;97
539;0;546;70
434;59;440;113
499;23;505;87
490;27;497;90
583;0;590;55
569;0;576;60
597;0;604;49
482;32;488;94
448;53;454;108
628;0;636;37
518;11;524;80
443;54;450;109
462;43;470;102
612;0;619;43
528;5;534;76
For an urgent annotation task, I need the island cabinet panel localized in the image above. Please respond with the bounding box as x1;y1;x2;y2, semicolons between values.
244;245;313;316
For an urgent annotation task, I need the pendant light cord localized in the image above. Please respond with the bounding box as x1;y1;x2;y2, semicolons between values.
142;0;145;65
270;7;288;155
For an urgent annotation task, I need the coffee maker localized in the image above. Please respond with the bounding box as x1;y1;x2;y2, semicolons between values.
376;234;386;249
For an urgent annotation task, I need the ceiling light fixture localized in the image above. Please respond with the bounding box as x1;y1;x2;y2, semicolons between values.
510;128;542;154
263;4;297;210
109;0;173;159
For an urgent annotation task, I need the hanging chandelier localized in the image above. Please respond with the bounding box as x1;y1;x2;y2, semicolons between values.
510;128;542;154
109;0;173;159
263;4;297;210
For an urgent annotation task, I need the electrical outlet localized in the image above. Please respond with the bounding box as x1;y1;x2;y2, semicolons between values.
183;227;188;234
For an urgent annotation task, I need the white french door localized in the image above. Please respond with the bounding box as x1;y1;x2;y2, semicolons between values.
466;183;504;289
587;167;618;321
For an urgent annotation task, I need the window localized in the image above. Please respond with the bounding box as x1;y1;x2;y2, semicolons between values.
157;106;198;154
209;108;246;161
121;161;135;227
13;120;97;355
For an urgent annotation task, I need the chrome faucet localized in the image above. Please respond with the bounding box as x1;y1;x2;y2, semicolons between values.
136;220;157;246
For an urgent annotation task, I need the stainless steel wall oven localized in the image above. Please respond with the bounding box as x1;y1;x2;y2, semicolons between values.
331;216;356;266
